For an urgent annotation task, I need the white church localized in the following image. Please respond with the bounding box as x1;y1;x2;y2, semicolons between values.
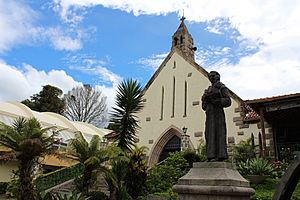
136;17;271;167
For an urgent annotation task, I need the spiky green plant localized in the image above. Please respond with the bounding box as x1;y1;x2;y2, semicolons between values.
0;117;59;200
68;132;108;195
109;79;144;152
237;158;273;176
249;158;273;176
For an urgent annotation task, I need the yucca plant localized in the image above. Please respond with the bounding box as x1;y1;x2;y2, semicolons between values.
237;158;273;176
109;79;144;152
53;192;90;200
249;158;273;176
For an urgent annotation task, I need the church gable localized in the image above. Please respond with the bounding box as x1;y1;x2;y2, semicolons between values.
136;18;260;166
141;51;211;122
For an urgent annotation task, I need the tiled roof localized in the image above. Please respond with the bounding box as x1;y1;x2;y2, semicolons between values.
243;93;300;121
245;93;300;104
243;104;260;121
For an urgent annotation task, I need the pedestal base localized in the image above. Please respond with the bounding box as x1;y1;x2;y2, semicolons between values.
172;162;255;200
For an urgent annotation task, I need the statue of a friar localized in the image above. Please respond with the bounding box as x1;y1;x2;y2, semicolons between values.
201;71;231;162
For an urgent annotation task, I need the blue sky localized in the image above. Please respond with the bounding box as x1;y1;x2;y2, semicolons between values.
1;0;300;110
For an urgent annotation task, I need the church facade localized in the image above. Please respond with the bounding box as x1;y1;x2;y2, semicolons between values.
136;18;270;166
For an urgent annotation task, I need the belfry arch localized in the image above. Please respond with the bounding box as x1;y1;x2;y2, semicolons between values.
148;125;193;167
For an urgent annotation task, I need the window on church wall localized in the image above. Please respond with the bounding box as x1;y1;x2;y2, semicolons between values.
180;35;183;44
172;76;175;118
174;37;178;46
160;86;164;120
184;81;187;117
173;61;176;69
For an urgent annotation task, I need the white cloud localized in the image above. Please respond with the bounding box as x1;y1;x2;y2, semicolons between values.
0;60;118;117
137;53;168;71
51;0;300;99
0;61;81;101
3;0;300;99
196;46;233;67
0;0;38;52
66;54;122;110
0;0;89;52
45;27;83;51
54;0;300;98
216;48;300;99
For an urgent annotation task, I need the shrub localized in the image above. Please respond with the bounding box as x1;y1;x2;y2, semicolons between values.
183;149;201;168
125;146;148;199
35;163;85;191
271;161;289;178
146;152;188;194
0;182;8;194
5;179;19;197
195;139;207;162
88;191;108;200
279;147;295;163
233;138;256;163
147;189;178;200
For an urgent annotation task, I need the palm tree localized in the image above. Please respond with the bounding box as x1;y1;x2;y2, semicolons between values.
0;117;59;200
110;79;144;152
68;132;108;195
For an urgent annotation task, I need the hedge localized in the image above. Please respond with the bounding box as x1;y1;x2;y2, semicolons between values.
34;163;85;191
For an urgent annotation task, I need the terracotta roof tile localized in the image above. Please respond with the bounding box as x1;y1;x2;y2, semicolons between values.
245;93;300;104
243;104;260;121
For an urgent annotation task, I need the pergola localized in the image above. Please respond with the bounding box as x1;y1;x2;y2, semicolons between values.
245;93;300;160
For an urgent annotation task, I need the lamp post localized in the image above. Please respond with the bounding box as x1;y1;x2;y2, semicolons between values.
181;126;190;151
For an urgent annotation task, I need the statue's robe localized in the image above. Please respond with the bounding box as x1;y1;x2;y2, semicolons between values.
202;81;231;161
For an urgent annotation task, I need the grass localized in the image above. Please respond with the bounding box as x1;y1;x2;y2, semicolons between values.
251;178;300;200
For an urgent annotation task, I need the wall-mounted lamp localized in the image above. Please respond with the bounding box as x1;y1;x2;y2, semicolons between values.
182;126;188;135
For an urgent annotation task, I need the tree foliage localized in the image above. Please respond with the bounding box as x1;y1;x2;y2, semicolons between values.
0;117;59;200
233;138;256;163
109;79;144;152
22;85;65;114
146;151;189;194
64;85;107;127
68;132;108;195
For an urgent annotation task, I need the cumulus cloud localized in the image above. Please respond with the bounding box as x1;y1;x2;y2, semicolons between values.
136;53;168;71
51;0;300;99
0;0;39;52
216;49;300;99
66;54;122;110
45;27;83;51
0;61;81;101
0;0;89;52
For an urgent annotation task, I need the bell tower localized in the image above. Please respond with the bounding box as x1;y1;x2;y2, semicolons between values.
171;16;197;61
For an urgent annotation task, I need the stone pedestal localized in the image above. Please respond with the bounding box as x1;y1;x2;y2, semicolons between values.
172;162;255;200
